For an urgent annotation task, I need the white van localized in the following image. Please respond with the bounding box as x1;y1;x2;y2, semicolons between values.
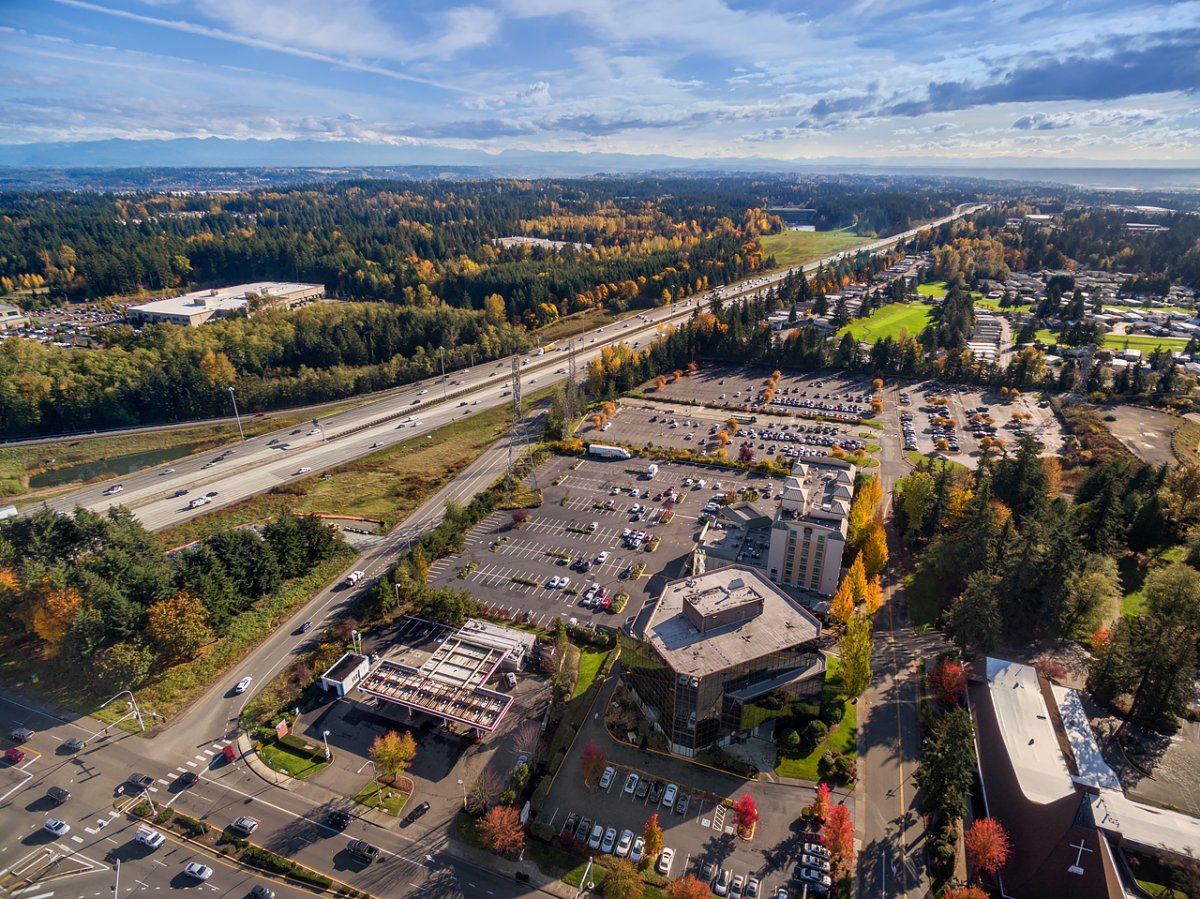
135;826;165;849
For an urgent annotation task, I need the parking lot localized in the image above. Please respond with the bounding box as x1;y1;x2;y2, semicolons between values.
426;455;775;629
896;381;1065;459
539;675;839;898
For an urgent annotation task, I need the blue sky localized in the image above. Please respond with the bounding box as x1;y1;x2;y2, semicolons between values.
3;0;1199;162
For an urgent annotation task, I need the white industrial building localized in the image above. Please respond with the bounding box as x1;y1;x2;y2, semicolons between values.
128;281;325;327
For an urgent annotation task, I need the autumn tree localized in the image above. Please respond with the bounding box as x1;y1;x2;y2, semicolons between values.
666;876;712;899
928;657;967;706
847;553;868;605
732;793;759;837
839;612;873;696
31;586;82;653
864;576;884;616
368;730;417;782
145;592;212;662
830;578;855;625
604;858;644;899
825;803;856;881
943;887;988;899
483;293;507;325
862;524;889;577
803;782;831;824
581;740;607;788
965;817;1012;877
478;804;525;857
643;813;664;863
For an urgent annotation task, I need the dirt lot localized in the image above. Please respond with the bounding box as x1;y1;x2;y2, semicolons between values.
426;454;773;630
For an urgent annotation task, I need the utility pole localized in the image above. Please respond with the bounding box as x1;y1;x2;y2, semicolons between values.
228;386;245;441
439;346;448;402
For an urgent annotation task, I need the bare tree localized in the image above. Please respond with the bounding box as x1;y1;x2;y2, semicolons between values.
467;768;504;814
514;722;541;762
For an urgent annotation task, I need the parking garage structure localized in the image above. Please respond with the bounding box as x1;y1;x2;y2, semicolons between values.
619;565;824;758
356;619;533;740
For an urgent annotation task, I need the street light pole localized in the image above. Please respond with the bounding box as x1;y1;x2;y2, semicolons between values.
112;857;120;899
357;759;383;807
100;690;146;733
457;777;466;808
573;856;595;898
227;386;245;441
321;729;332;761
438;346;447;402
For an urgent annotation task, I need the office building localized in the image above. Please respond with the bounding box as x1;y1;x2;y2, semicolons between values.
766;460;854;597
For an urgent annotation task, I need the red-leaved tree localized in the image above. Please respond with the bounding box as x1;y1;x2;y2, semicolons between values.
928;657;967;706
825;803;855;882
666;875;714;899
804;782;832;825
580;741;607;789
478;805;525;857
965;817;1011;877
732;794;759;837
944;887;989;899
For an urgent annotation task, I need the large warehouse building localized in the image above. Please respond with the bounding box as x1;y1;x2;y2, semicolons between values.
127;281;325;326
621;565;824;757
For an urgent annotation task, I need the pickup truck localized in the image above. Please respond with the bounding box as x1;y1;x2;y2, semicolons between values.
189;496;211;509
347;840;379;863
345;570;365;587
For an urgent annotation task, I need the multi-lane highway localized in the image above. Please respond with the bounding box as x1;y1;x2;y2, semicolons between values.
34;204;982;535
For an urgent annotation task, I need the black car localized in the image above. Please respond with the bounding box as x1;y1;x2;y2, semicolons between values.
327;810;352;830
206;491;218;498
47;786;71;804
174;489;189;498
249;886;275;899
128;773;155;790
403;801;431;824
298;621;314;634
178;771;198;787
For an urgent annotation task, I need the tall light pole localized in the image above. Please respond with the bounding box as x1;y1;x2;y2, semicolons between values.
100;690;146;733
321;729;332;761
357;759;382;807
438;346;447;402
112;857;120;899
573;857;595;898
457;778;466;808
227;386;245;441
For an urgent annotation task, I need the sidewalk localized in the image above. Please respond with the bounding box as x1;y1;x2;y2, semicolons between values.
236;733;398;829
445;838;581;898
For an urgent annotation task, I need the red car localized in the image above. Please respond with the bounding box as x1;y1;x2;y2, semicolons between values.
5;747;27;764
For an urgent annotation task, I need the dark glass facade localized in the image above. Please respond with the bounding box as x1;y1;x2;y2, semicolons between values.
619;632;822;756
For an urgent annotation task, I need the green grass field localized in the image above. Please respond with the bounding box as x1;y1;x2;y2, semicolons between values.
838;302;934;343
917;281;947;299
774;656;857;781
1030;330;1190;353
760;229;872;268
974;298;1032;314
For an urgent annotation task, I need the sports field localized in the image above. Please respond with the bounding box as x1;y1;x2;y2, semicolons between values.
839;302;934;343
1027;329;1189;353
760;228;872;267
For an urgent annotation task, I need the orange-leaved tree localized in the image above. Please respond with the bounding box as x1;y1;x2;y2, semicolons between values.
478;805;525;858
965;817;1011;877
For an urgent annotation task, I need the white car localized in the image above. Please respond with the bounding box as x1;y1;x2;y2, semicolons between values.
601;826;617;854
548;576;561;589
657;847;675;875
662;783;678;807
135;826;165;848
295;467;311;475
801;853;831;873
43;818;70;836
234;676;253;694
370;442;383;448
796;867;831;890
162;468;175;474
596;551;610;565
559;577;570;590
630;836;645;864
419;389;429;395
599;766;616;789
184;863;213;881
623;772;639;794
307;429;320;436
104;484;124;495
616;828;634;857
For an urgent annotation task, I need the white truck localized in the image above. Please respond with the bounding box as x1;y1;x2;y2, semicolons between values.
135;826;165;849
587;444;632;461
188;496;212;509
645;463;659;479
345;570;366;587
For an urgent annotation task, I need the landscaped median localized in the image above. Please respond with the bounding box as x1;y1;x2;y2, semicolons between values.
127;802;369;898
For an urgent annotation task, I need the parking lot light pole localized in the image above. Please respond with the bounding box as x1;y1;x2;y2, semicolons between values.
322;729;331;760
573;857;595;898
357;759;383;807
457;778;466;808
227;386;245;441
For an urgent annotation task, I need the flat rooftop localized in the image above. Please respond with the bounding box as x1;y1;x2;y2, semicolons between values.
323;652;368;683
129;281;322;317
641;565;820;678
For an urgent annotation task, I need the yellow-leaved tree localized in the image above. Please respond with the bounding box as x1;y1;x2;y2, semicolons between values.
862;524;889;577
32;586;82;654
830;577;856;625
847;554;868;605
864;576;884;616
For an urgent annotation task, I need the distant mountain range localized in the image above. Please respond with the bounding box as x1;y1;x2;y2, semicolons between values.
1;138;1198;190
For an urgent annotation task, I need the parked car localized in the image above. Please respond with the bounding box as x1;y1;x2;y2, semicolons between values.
575;817;592;844
630;836;645;863
616;828;634;857
623;773;639;795
561;813;580;841
599;766;616;789
730;874;745;899
657;847;675;876
588;824;604;849
648;781;665;804
601;827;617;854
675;792;690;815
4;748;26;764
661;783;678;807
746;876;761;899
9;727;34;742
801;853;831;873
714;868;732;896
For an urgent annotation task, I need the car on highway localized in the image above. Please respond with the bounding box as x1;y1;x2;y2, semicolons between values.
183;863;213;881
103;484;124;495
307;429;320;436
174;489;189;497
62;737;85;752
43;818;70;836
295;467;312;475
370;442;383;448
297;620;314;634
234;676;253;694
162;468;175;474
327;810;352;830
47;786;71;804
418;389;429;395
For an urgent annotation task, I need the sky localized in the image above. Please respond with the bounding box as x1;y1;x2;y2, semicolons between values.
2;0;1199;163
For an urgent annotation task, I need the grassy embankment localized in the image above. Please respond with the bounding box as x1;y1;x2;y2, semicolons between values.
1;417;293;502
760;229;872;268
774;657;858;780
838;302;935;344
155;399;522;549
